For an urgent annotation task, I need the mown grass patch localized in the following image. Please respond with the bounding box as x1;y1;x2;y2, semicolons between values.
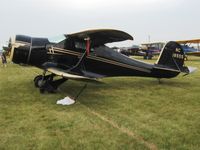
0;56;200;150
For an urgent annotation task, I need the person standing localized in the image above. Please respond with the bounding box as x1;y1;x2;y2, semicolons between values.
1;51;7;67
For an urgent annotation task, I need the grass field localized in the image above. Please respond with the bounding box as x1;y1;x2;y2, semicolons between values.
0;56;200;150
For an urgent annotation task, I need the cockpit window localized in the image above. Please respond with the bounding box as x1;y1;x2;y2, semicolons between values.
75;41;86;50
48;35;66;43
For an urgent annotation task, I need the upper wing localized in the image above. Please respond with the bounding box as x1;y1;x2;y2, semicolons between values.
66;29;133;46
47;67;100;83
186;52;200;56
176;39;200;44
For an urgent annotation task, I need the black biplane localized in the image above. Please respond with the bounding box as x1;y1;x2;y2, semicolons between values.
9;29;195;93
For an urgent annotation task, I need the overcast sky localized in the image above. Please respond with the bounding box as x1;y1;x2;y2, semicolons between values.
0;0;200;47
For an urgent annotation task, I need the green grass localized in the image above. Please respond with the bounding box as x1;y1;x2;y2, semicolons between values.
0;56;200;150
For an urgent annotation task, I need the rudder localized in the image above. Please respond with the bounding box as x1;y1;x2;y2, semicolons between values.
156;41;185;71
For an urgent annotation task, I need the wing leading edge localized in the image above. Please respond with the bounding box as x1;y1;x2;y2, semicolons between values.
66;29;133;46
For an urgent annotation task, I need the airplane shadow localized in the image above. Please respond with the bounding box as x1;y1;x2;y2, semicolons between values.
59;77;191;91
57;77;192;106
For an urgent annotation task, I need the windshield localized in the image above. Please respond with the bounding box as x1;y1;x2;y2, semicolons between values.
48;35;66;43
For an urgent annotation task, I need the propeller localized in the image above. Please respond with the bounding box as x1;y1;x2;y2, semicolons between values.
1;37;12;57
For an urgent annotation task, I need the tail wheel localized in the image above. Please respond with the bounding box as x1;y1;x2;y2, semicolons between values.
34;75;43;88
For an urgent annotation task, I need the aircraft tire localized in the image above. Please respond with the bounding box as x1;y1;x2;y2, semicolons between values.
34;75;43;88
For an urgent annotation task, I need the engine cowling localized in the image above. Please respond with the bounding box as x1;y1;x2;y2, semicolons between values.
11;35;50;67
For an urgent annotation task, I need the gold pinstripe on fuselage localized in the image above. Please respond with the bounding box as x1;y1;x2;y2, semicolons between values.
47;47;151;73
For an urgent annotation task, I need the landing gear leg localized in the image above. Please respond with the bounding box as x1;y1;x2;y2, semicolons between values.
33;73;67;93
39;73;54;93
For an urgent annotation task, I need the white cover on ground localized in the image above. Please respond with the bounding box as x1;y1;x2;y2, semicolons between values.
188;66;197;74
56;96;75;105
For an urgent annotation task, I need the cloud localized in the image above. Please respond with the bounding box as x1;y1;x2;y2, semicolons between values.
36;0;169;11
0;0;199;46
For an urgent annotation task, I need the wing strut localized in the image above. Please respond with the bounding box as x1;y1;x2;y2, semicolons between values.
86;38;90;56
69;38;90;72
74;84;88;100
69;50;87;73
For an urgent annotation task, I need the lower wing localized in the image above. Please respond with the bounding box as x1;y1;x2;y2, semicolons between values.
47;67;101;83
